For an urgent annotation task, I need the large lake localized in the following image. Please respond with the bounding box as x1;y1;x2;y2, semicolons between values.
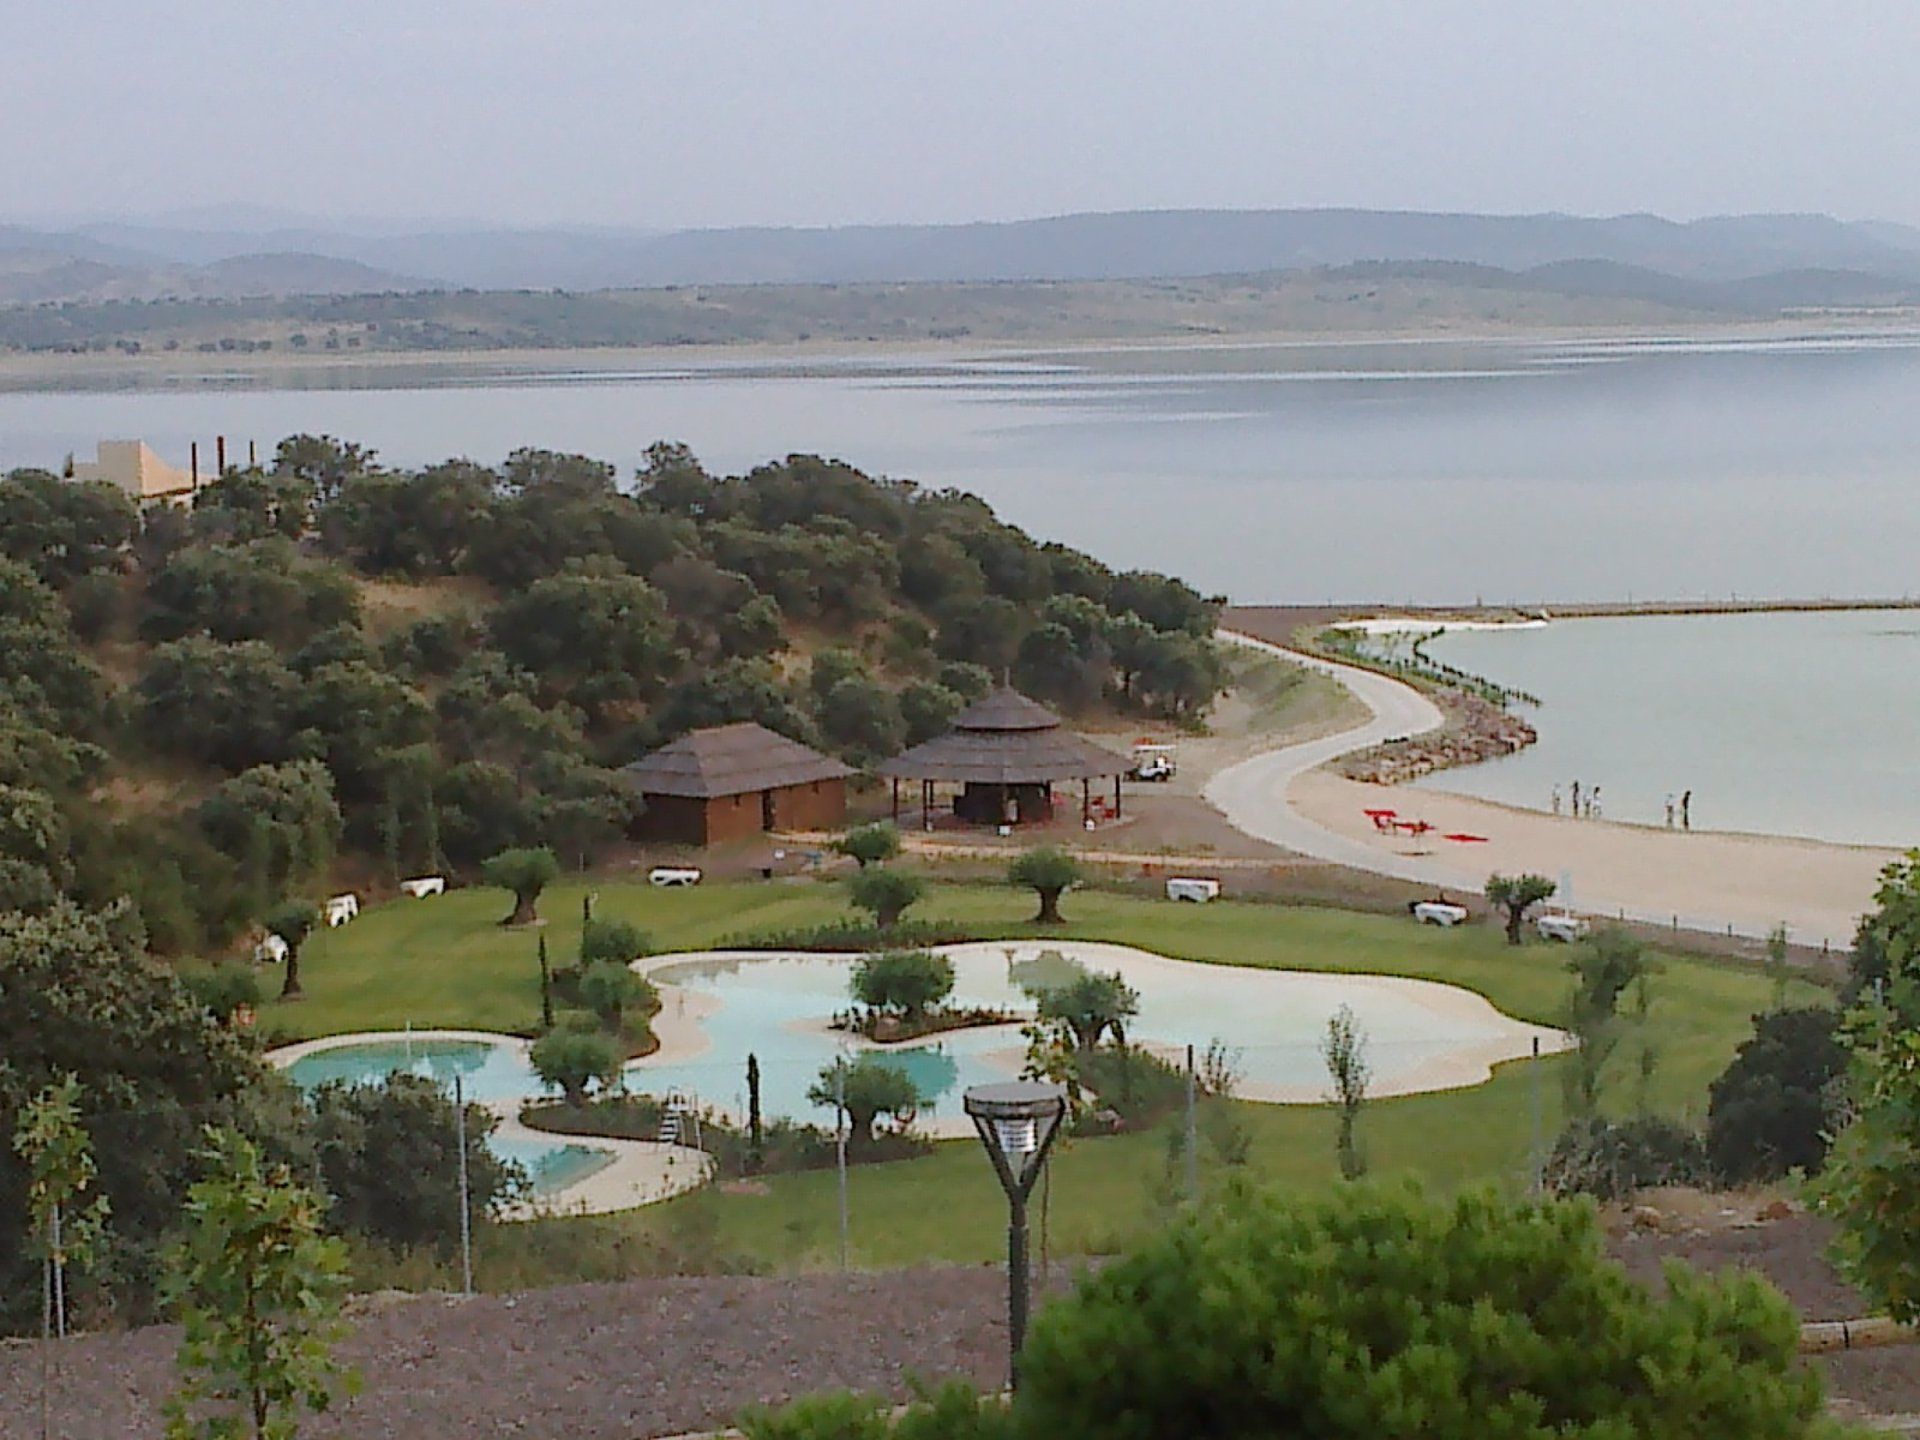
1413;609;1920;848
5;331;1920;604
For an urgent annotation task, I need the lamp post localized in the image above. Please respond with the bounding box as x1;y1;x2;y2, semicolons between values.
963;1080;1068;1390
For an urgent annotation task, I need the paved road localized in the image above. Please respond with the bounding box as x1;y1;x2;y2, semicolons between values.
1206;631;1828;942
1205;631;1446;886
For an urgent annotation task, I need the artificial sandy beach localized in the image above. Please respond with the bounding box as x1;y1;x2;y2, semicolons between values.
1207;631;1897;946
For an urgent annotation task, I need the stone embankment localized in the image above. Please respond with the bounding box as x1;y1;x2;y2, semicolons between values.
1338;690;1536;785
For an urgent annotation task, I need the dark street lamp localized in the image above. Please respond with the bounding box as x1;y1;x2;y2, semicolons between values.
963;1080;1068;1389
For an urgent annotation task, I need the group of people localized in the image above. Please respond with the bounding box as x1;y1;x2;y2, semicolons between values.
1552;781;1603;819
1549;783;1693;829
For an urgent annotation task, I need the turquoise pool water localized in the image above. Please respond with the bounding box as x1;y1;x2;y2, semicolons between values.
282;1039;611;1197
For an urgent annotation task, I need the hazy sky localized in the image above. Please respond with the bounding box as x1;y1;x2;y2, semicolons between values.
10;0;1920;231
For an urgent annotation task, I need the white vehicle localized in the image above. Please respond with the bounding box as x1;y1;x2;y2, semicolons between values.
1536;908;1591;943
399;876;446;898
649;866;703;888
1165;877;1221;903
1411;900;1469;927
1130;742;1178;782
324;893;360;928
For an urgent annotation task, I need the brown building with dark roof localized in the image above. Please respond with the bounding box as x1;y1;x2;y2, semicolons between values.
878;687;1128;830
626;723;852;847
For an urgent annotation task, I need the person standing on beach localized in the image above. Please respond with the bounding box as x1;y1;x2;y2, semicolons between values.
1665;794;1676;828
1681;790;1692;830
1552;784;1562;816
1571;780;1582;818
1590;785;1603;820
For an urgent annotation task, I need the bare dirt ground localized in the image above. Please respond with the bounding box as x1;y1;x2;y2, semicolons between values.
7;1218;1917;1438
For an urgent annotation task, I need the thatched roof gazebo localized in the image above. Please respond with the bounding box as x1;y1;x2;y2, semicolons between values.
878;687;1129;830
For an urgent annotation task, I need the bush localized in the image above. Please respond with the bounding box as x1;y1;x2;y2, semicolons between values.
1016;1185;1824;1440
180;962;262;1024
740;1381;1012;1440
310;1073;524;1246
851;950;954;1020
1543;1116;1708;1202
579;916;649;966
1707;1007;1845;1184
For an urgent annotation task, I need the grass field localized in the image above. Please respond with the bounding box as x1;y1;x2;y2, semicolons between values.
271;877;1827;1282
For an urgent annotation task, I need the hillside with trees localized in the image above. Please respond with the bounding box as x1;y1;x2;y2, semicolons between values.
0;438;1224;955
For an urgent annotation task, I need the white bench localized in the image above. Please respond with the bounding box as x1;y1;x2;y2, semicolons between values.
253;933;289;964
399;876;446;898
1165;877;1221;903
1536;910;1590;943
1412;901;1469;927
325;893;360;927
649;867;703;888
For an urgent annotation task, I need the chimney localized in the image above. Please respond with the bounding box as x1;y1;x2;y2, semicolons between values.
215;435;226;474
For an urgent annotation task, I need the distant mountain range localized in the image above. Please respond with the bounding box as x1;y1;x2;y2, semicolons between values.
6;206;1920;314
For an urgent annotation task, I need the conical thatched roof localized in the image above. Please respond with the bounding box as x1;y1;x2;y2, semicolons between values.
626;723;852;799
878;687;1127;785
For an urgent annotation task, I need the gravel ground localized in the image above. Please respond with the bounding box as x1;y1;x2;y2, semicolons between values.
0;1269;1018;1440
7;1223;1919;1437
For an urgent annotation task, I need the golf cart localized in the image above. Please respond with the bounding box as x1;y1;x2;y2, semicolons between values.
1131;741;1178;782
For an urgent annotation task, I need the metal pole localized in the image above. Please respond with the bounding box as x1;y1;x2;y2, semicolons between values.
835;1058;850;1271
1528;1035;1542;1194
455;1074;473;1297
50;1204;65;1339
1184;1043;1198;1203
1008;1191;1030;1390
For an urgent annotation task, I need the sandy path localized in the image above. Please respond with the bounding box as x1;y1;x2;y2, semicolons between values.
1206;633;1894;947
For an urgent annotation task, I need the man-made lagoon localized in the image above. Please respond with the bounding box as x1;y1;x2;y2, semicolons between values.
279;943;1565;1139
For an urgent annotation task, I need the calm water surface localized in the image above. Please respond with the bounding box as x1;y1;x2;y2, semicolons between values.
1413;609;1920;847
5;332;1920;603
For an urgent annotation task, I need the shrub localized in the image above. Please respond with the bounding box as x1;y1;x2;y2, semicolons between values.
1017;1185;1824;1440
1543;1116;1708;1201
310;1073;524;1246
847;866;925;931
1706;1007;1845;1184
851;950;954;1020
579;916;649;967
530;1027;621;1106
180;962;262;1024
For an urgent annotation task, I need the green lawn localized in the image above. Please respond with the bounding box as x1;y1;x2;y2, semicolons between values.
274;878;1827;1281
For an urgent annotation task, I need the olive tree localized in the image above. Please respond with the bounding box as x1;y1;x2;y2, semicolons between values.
1036;970;1139;1054
851;950;954;1021
264;900;318;1001
1321;1004;1371;1180
530;1028;620;1107
808;1057;922;1152
834;822;901;869
482;846;559;926
847;865;925;932
1008;846;1080;924
1484;872;1557;945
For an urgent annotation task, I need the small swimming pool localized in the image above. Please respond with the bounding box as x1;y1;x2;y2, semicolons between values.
281;1038;614;1198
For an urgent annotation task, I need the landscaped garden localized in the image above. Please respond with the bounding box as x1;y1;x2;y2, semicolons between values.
265;874;1831;1283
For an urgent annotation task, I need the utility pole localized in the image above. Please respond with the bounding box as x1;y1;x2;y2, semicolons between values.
1528;1035;1543;1195
835;1057;850;1271
1184;1043;1198;1203
455;1074;474;1297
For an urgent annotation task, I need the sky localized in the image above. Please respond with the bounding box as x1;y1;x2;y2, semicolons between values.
8;0;1920;232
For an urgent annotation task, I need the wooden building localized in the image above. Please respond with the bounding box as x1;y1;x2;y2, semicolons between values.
626;723;852;847
878;687;1128;830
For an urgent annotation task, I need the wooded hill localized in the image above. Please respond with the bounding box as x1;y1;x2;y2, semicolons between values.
0;441;1224;954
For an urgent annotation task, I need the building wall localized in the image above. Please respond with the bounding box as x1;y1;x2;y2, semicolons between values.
636;779;847;847
71;440;195;503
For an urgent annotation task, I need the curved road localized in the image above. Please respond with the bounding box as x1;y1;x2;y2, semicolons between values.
1205;631;1818;942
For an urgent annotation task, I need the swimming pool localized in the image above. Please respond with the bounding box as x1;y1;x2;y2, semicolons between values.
632;942;1567;1125
281;1037;616;1198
